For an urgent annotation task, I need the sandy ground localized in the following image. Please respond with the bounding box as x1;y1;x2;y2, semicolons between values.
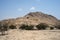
0;29;60;40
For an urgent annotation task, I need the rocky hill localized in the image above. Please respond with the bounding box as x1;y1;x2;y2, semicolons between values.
0;12;60;40
0;12;59;29
24;12;58;25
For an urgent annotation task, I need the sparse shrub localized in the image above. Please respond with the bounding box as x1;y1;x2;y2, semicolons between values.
19;24;34;30
50;27;54;30
19;24;27;30
0;24;8;35
3;25;8;31
36;23;49;30
9;25;16;29
55;24;60;29
0;24;8;31
25;25;34;30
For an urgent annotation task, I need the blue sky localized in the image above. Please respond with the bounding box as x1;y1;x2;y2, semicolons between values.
0;0;60;20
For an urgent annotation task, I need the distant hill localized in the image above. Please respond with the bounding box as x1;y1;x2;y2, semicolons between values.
24;12;58;25
0;12;59;28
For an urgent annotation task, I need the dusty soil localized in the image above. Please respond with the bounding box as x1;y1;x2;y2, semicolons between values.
0;29;60;40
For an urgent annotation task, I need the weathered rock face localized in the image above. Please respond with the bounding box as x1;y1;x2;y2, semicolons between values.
0;12;59;28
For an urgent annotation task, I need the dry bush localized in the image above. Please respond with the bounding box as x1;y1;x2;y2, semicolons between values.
36;23;49;30
55;24;60;29
50;27;54;30
9;25;17;29
0;24;8;35
19;24;34;30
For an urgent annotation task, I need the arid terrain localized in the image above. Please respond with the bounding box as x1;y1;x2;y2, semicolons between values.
0;0;60;40
0;12;60;40
0;29;60;40
0;12;59;29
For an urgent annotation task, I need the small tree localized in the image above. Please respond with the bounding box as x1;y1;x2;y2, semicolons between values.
36;23;49;30
0;24;8;35
19;24;34;30
19;24;27;30
3;25;8;31
55;24;60;29
9;25;16;29
50;27;54;30
25;25;34;30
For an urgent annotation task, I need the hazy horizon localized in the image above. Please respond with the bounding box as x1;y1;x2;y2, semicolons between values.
0;0;60;20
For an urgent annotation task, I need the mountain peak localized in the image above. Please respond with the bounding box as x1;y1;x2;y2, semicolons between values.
25;12;44;17
25;12;57;20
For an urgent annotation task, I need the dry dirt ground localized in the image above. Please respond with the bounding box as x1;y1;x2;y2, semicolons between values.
0;29;60;40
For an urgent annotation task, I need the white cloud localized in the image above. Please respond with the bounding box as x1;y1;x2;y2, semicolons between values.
18;8;22;11
30;7;36;10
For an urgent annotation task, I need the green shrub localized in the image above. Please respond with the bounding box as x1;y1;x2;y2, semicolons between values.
3;25;8;31
36;23;48;30
0;24;8;35
0;24;8;31
55;24;60;29
9;25;16;29
19;24;34;30
19;24;27;30
25;25;33;30
50;27;54;30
